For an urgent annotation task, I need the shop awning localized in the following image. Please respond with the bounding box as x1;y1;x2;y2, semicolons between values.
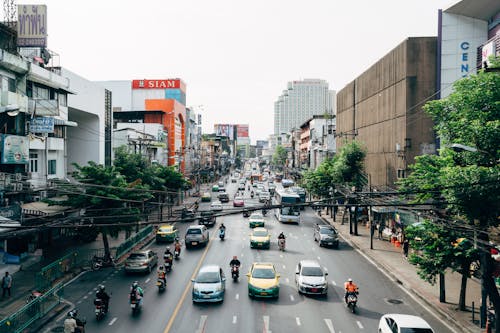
0;216;21;234
372;207;396;213
21;201;70;216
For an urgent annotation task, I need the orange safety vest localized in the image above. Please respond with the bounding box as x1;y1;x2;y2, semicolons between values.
344;282;358;292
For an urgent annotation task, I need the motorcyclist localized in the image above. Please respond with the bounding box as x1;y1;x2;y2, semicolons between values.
278;232;286;240
194;201;199;211
164;247;173;261
95;285;110;314
219;223;226;231
157;265;167;286
130;281;144;306
344;278;358;304
229;255;241;268
251;190;254;198
174;239;182;257
64;311;77;333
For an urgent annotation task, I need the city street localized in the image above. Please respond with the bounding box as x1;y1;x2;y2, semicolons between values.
45;180;453;333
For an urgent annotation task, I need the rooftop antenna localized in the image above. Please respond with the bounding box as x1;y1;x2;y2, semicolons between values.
3;0;16;28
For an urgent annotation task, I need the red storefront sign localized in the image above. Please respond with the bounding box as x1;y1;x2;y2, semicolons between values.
132;79;181;89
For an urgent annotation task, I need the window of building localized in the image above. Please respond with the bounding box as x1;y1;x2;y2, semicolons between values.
48;159;57;175
29;153;38;173
34;85;49;99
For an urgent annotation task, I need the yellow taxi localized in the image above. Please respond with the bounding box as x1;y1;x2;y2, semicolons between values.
201;192;212;202
249;227;271;249
246;262;280;299
155;224;178;243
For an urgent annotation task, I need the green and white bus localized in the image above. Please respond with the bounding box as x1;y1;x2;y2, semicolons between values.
273;189;301;223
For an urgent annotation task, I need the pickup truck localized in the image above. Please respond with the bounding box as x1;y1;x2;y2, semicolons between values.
198;211;216;227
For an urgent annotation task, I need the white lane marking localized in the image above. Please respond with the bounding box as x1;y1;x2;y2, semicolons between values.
282;265;286;269
77;300;82;304
331;280;336;286
233;316;237;324
263;315;272;333
235;293;239;300
195;315;208;333
324;318;335;333
83;295;88;299
296;317;301;326
286;278;290;283
241;253;244;257
145;278;150;284
356;321;364;329
303;233;307;237
317;256;321;261
93;287;98;291
312;247;316;251
279;254;283;258
88;291;93;295
290;295;295;301
108;317;117;326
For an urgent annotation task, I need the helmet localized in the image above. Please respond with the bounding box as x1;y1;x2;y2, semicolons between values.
347;278;353;282
165;247;170;252
159;265;164;270
68;309;77;318
99;285;105;291
132;281;138;288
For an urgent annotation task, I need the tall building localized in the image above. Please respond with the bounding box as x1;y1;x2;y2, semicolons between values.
274;79;335;135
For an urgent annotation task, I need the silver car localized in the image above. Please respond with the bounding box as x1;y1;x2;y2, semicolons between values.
124;250;158;274
295;260;328;295
314;224;339;248
185;225;209;248
191;265;226;303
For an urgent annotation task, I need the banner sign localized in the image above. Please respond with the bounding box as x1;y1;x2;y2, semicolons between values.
30;117;54;133
17;5;47;47
214;124;234;138
237;124;249;138
0;135;29;164
132;79;181;89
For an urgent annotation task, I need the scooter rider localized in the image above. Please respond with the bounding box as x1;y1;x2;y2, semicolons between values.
95;285;110;313
164;247;173;261
64;311;77;333
174;239;182;256
278;232;286;240
229;255;240;267
344;278;358;303
219;223;226;232
130;281;144;306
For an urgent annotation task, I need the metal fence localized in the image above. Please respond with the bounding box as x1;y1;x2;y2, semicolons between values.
34;251;79;292
0;283;64;333
115;225;153;259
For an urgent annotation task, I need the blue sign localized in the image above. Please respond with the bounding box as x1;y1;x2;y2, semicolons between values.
30;117;54;133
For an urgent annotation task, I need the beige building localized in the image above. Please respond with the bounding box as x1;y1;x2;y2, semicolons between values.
336;37;438;187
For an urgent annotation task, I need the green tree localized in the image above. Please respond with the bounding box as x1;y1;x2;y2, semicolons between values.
272;145;288;170
302;158;334;198
331;140;367;189
114;146;163;190
399;62;500;326
63;162;153;257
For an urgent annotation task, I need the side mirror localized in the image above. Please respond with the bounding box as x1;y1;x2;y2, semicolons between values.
325;272;329;276
222;278;226;282
246;273;250;277
277;274;281;278
191;279;195;282
295;271;299;275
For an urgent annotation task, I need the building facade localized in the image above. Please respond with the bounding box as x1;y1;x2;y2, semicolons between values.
274;79;335;135
336;37;438;188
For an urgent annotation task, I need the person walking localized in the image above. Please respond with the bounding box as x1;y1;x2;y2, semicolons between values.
2;271;12;297
403;239;410;258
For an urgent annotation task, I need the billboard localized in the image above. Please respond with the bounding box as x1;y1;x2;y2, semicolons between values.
17;5;47;47
29;117;54;133
0;135;29;164
214;124;234;138
236;124;249;138
132;79;183;90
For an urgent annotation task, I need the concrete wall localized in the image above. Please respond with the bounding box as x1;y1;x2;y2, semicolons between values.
337;37;437;187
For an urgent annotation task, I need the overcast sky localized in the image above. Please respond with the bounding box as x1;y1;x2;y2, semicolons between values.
15;0;453;143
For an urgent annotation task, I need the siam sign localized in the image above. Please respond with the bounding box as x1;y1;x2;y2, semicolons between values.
132;79;181;89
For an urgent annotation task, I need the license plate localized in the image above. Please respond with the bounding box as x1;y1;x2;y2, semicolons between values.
311;288;318;292
203;295;210;298
131;304;136;308
328;242;333;245
288;219;292;222
192;242;198;245
260;292;267;296
258;243;262;246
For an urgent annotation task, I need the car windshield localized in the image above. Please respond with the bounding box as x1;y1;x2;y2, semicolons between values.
253;230;268;237
159;227;172;232
196;271;220;283
281;207;300;216
235;197;243;201
301;266;324;276
128;253;146;260
320;228;336;235
252;268;275;279
251;214;263;219
187;229;202;234
400;329;433;333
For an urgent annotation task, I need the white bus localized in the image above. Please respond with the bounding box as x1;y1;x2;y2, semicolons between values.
273;189;301;223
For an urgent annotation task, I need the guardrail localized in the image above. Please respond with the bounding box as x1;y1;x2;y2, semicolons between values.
0;283;64;333
34;251;79;292
115;225;153;259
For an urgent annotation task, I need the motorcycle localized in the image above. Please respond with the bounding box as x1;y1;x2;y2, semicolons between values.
174;248;180;260
219;228;225;241
231;265;239;282
94;298;107;320
243;210;250;218
262;209;268;216
91;255;115;271
69;310;87;333
278;238;286;251
251;192;254;199
156;278;166;292
164;254;173;272
346;292;358;313
129;293;141;315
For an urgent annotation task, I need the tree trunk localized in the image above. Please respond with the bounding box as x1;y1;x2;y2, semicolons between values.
439;272;446;303
459;260;469;311
102;229;110;258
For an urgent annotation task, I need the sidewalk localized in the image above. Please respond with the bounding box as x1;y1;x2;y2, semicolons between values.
318;209;483;333
0;191;202;326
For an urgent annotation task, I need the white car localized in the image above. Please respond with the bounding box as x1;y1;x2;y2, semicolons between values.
378;314;434;333
210;201;223;211
258;191;270;203
295;260;328;295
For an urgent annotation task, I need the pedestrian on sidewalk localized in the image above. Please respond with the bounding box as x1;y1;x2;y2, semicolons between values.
2;271;12;297
403;239;409;258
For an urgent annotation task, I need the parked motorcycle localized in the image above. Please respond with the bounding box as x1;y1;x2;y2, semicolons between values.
346;292;358;313
278;238;286;251
231;265;239;282
91;255;115;271
219;228;225;241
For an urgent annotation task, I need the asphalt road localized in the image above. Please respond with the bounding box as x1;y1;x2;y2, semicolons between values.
44;179;453;333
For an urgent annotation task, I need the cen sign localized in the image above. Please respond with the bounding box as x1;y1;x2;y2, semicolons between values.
132;79;180;89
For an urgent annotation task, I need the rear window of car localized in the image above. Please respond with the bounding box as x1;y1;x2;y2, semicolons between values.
128;253;146;260
187;228;202;234
252;268;275;279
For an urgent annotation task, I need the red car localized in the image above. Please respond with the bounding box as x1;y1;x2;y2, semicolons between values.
233;197;245;207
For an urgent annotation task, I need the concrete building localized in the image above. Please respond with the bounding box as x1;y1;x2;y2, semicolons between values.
336;37;438;188
298;115;336;170
274;79;335;135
